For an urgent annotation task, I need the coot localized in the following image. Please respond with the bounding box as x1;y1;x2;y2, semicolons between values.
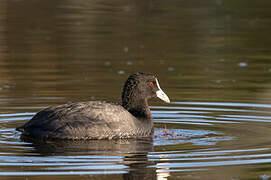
16;72;170;140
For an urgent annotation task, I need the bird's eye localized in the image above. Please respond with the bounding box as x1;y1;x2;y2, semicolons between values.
149;82;154;86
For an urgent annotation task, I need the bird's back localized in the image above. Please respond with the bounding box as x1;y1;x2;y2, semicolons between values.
17;101;153;140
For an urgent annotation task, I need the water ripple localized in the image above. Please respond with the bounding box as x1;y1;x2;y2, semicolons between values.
0;101;271;177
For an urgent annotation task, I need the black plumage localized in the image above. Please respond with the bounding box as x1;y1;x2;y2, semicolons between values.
16;72;170;140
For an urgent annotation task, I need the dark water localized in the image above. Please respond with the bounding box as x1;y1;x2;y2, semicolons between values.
1;0;271;179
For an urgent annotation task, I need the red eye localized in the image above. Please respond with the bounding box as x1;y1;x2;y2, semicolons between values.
149;82;154;86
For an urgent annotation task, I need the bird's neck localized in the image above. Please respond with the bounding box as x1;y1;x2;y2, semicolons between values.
122;98;151;119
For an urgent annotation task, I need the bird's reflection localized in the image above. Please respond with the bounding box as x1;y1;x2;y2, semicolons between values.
22;137;158;180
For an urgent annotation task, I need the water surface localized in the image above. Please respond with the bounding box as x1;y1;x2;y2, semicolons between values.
1;0;271;179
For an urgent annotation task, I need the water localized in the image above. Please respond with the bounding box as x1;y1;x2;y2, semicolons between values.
1;102;271;180
1;0;271;179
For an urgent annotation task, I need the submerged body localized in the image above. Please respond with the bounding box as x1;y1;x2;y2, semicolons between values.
17;101;153;140
16;72;170;140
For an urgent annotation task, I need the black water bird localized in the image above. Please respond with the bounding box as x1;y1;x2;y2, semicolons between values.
16;72;170;140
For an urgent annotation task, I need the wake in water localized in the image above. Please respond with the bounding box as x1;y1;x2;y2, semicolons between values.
154;127;233;146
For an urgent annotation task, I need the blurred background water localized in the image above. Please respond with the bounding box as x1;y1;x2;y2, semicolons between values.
1;0;271;179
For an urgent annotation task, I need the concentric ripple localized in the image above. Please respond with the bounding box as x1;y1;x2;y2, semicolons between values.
0;101;271;179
